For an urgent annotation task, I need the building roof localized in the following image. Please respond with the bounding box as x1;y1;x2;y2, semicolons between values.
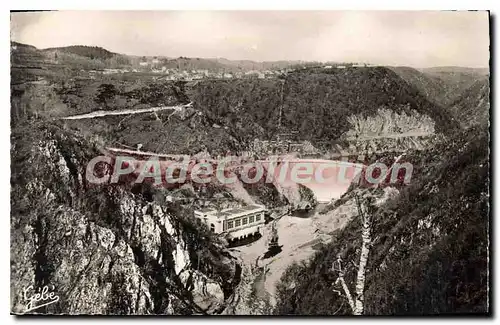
195;204;266;220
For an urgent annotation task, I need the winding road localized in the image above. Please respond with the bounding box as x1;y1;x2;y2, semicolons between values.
59;102;192;120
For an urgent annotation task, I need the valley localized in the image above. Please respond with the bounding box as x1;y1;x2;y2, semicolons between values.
10;40;490;315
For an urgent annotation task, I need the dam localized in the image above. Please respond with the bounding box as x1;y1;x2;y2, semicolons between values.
259;159;365;203
95;149;404;204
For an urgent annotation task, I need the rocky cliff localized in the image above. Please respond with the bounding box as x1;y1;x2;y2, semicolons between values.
11;123;240;315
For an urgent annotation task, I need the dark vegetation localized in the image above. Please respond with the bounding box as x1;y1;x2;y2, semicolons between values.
64;109;239;155
389;66;449;105
391;66;490;131
391;66;490;107
57;79;188;114
448;77;490;128
42;45;116;60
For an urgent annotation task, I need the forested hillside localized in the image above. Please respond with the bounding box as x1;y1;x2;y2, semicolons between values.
449;77;490;128
189;67;457;146
391;66;489;107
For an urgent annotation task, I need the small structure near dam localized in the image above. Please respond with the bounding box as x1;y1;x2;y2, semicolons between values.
194;204;266;241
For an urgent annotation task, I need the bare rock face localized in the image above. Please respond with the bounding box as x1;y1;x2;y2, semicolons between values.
342;106;440;154
179;269;225;312
10;124;239;315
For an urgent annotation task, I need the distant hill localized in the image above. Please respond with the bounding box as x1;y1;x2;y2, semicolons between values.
422;66;489;76
10;41;51;69
42;45;116;60
420;67;489;105
391;66;490;108
11;42;132;72
10;41;37;51
11;41;339;73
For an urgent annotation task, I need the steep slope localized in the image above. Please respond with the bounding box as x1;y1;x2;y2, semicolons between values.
273;126;489;315
448;77;490;128
10;123;240;314
391;66;490;108
420;67;489;106
389;66;447;105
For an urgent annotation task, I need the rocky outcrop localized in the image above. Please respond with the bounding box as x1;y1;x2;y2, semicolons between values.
10;123;239;315
345;107;435;138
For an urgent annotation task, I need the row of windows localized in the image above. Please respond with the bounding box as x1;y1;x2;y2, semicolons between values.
224;214;262;231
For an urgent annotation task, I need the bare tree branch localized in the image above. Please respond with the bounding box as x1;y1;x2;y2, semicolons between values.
332;257;355;313
330;194;374;315
353;194;372;315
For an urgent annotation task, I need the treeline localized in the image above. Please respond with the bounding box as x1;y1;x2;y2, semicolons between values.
43;45;116;60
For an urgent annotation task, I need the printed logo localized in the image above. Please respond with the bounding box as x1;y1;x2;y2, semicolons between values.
23;285;59;313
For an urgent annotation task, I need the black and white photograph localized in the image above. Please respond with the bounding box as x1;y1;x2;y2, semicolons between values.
9;9;490;316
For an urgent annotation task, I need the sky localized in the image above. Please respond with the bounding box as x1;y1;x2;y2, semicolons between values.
10;11;490;68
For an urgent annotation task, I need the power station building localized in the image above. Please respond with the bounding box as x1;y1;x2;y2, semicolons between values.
194;204;266;240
